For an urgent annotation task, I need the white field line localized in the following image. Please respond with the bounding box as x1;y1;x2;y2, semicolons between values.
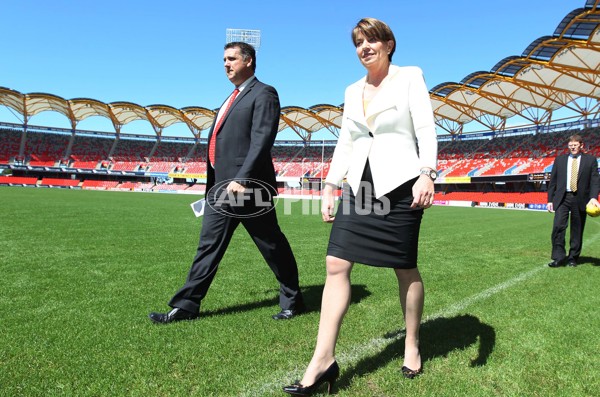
240;227;600;397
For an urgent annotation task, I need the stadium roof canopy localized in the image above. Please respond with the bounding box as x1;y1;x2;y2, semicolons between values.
1;0;599;141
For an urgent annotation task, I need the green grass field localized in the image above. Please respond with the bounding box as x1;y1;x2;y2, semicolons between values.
1;187;599;397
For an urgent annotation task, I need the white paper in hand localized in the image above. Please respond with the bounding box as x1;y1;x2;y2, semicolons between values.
190;198;206;217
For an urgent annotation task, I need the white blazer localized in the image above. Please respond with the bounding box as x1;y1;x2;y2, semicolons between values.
325;65;438;199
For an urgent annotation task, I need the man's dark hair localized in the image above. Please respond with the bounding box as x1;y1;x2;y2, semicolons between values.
225;41;256;71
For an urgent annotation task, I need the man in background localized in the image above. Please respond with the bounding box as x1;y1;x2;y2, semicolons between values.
547;134;600;267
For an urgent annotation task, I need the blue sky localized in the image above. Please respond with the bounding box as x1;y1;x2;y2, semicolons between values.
0;0;580;139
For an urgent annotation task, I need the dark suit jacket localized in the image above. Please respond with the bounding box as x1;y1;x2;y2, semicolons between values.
548;152;600;211
206;77;279;195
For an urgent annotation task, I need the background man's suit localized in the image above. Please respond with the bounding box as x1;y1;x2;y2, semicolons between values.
168;77;303;315
547;152;599;263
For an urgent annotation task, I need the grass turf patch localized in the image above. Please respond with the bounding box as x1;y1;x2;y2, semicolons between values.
1;187;599;396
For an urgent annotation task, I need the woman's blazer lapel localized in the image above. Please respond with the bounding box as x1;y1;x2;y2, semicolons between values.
344;67;402;131
343;79;368;130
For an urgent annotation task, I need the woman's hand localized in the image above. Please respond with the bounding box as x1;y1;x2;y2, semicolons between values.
411;175;435;209
321;184;336;222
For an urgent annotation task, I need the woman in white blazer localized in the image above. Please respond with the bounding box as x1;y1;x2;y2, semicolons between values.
284;18;438;395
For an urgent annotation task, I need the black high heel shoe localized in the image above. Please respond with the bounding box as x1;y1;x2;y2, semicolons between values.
283;361;339;396
401;365;423;379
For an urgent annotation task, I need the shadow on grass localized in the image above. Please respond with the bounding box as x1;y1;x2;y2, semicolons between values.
578;256;600;266
335;314;495;391
200;284;371;317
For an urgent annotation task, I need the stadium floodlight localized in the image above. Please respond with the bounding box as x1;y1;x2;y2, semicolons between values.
226;28;261;52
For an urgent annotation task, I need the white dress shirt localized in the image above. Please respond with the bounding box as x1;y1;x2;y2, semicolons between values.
566;154;580;192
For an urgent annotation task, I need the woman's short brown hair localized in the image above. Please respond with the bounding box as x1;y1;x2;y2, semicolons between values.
351;18;396;62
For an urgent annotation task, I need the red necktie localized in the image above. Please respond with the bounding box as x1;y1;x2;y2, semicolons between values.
208;88;240;166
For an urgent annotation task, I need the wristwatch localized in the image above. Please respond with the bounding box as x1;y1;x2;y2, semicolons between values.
420;168;438;181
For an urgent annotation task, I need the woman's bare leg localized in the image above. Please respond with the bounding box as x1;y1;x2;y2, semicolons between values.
395;267;424;371
299;256;353;386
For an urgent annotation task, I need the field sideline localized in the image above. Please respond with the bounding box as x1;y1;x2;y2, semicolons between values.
1;187;599;397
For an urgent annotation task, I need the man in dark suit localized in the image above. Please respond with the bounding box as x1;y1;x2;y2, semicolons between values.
547;134;600;267
149;42;304;323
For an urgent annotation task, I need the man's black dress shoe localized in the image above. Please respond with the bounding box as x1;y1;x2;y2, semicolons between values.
148;307;199;324
548;260;565;268
272;309;299;320
272;303;305;320
567;258;578;267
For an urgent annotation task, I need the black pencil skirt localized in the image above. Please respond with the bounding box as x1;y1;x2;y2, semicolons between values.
327;161;423;269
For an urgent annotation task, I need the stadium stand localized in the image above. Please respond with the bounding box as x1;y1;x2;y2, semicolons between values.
152;183;188;191
181;161;207;174
151;140;190;160
437;129;600;177
273;144;334;177
137;182;155;191
2;123;599;207
185;184;206;193
110;160;142;171
69;135;113;169
24;132;69;166
0;128;23;163
81;180;119;190
40;177;81;187
110;139;154;162
435;191;547;205
117;181;140;190
0;175;39;186
1;2;600;207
